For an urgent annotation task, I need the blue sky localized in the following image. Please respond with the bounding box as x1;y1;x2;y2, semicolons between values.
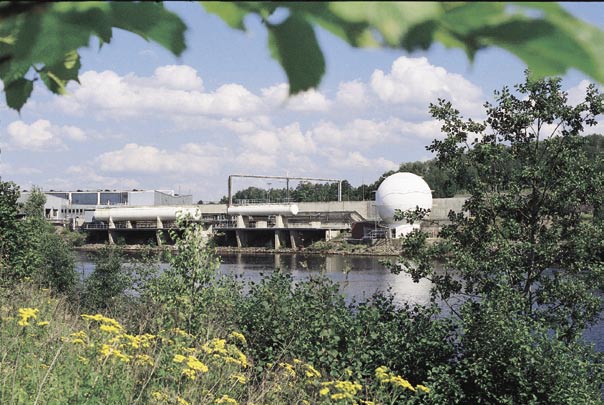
2;2;604;202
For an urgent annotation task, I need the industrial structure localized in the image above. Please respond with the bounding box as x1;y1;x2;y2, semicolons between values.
17;189;192;228
78;173;465;247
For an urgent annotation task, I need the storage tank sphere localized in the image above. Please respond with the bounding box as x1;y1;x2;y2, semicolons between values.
375;172;432;224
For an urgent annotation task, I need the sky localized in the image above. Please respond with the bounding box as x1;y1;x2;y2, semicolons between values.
1;2;604;202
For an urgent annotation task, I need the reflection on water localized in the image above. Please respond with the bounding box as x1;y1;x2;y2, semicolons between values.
220;253;432;306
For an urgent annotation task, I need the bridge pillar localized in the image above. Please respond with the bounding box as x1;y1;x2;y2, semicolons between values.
236;229;247;248
274;230;287;250
108;229;116;245
126;221;133;229
156;216;163;229
275;215;284;228
156;230;163;246
325;230;339;241
236;215;245;228
108;216;115;229
290;230;303;250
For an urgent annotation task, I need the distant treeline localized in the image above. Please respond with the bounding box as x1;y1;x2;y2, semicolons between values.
216;134;604;203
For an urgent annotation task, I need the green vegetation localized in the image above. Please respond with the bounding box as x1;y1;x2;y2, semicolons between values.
3;2;604;112
1;138;603;403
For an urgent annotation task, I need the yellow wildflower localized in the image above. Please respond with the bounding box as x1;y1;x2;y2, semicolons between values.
375;366;418;392
229;331;247;345
293;358;302;364
177;396;190;405
214;394;238;404
99;324;121;334
319;387;330;396
173;354;186;363
171;327;190;337
303;363;321;378
182;368;197;380
229;373;247;384
375;366;390;382
77;355;89;364
151;391;169;401
135;354;154;366
186;355;209;373
81;314;123;330
278;362;296;377
416;384;430;393
123;333;155;349
17;307;39;326
389;375;415;392
100;344;131;363
37;321;49;326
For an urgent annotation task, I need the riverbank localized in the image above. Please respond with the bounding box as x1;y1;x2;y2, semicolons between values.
74;239;406;257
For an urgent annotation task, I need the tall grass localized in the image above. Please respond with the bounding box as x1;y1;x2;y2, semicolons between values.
0;282;428;404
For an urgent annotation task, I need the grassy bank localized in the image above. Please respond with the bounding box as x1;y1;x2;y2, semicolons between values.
0;282;430;404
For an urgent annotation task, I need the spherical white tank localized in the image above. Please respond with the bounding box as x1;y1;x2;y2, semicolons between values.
375;172;432;224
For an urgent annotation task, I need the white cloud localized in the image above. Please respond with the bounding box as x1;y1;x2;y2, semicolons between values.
62;125;87;141
566;80;592;106
310;118;440;149
96;143;227;174
241;130;281;154
57;67;263;118
336;80;368;107
153;65;203;91
5;119;87;151
0;162;42;176
325;149;398;172
370;56;483;115
261;83;330;112
235;151;277;170
58;166;140;190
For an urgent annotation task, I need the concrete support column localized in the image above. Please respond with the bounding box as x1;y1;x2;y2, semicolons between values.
275;230;287;250
325;229;339;241
235;229;247;248
108;230;116;245
108;216;115;229
156;216;163;229
156;230;163;246
275;215;284;228
126;221;133;229
236;215;245;228
290;230;303;249
274;231;281;250
97;192;101;205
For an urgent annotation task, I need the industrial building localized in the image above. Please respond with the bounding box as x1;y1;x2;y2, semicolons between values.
79;173;466;248
17;189;192;228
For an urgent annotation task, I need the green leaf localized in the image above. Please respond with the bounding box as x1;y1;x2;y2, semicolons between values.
202;2;248;30
109;2;186;56
329;2;441;47
5;77;33;111
40;50;81;95
475;19;600;81
267;13;325;94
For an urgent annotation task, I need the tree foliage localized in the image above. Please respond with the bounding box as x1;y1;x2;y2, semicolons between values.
398;72;604;341
3;2;604;111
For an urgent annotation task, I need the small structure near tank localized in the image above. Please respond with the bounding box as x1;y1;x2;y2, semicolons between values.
375;172;433;238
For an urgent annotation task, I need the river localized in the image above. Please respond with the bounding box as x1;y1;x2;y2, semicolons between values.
76;252;603;351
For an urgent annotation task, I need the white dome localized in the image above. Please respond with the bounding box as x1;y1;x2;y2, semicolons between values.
375;172;432;224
